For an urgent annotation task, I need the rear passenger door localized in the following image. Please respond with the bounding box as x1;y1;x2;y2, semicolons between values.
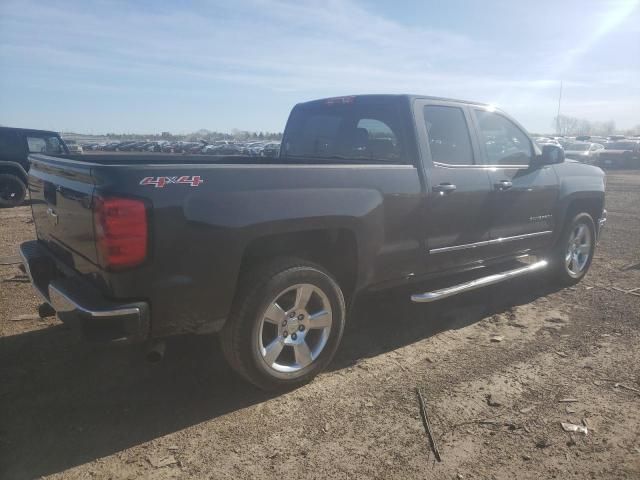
415;100;494;272
470;108;559;256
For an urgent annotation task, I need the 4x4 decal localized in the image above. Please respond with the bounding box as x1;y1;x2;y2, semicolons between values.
139;176;204;188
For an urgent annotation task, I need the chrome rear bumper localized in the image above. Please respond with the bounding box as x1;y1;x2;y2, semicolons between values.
20;240;149;343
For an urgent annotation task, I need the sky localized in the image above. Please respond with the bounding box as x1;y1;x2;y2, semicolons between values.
0;0;639;134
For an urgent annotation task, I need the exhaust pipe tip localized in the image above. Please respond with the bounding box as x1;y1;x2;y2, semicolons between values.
146;341;166;363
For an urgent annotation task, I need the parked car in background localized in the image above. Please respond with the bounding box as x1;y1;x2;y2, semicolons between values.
607;135;626;142
65;142;83;154
596;140;640;168
81;143;101;151
262;141;281;157
161;142;179;153
534;137;563;148
101;142;121;151
205;143;243;155
0;126;68;207
245;142;268;156
147;141;169;152
589;136;608;145
564;142;604;163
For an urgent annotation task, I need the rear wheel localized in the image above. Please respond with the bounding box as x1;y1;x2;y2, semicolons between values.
0;174;26;208
550;212;596;285
221;258;346;391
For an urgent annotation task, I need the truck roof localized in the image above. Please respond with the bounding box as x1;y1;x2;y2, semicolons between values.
296;94;490;108
0;126;60;136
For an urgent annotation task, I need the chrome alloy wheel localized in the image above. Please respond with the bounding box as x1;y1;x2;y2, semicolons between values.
565;223;592;278
256;283;332;374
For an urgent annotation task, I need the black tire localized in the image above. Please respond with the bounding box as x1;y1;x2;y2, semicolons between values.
0;174;26;208
221;257;346;391
549;212;596;286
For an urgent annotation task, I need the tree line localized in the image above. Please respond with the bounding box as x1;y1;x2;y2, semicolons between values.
552;115;640;137
102;129;283;142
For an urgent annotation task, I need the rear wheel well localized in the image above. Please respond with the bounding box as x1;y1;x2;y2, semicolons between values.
0;165;27;184
239;229;358;304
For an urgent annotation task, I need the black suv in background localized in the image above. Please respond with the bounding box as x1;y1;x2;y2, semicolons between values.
0;127;68;207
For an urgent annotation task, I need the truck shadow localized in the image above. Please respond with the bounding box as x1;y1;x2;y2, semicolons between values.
0;273;562;479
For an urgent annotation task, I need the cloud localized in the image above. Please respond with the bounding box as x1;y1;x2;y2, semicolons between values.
1;0;639;132
0;0;524;94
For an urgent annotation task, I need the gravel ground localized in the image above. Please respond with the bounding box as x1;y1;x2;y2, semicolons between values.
0;171;638;479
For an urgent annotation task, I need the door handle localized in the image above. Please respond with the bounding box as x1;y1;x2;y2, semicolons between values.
494;180;513;191
46;207;59;225
432;183;457;195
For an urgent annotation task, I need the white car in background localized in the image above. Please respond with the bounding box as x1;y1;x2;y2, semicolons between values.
65;143;83;154
534;137;563;148
564;142;604;163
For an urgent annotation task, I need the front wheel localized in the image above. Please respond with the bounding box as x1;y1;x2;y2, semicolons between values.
221;258;346;391
550;212;596;285
0;174;26;208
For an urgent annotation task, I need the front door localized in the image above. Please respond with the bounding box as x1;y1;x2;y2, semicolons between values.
470;107;559;256
416;101;494;273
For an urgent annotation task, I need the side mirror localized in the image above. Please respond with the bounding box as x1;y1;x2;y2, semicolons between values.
537;144;565;165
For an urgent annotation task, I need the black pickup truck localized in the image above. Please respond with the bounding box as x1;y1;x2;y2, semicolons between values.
20;95;606;390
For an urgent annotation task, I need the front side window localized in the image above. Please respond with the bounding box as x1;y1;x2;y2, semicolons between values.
423;105;474;165
282;101;406;163
27;135;64;154
474;110;533;165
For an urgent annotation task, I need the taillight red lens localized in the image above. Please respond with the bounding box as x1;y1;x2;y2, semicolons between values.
94;196;148;270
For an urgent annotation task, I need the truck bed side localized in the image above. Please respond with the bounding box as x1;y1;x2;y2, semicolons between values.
27;154;423;337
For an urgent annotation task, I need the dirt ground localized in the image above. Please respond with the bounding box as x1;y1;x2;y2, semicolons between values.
1;171;639;480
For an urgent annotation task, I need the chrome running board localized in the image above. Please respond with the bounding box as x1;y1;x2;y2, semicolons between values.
411;260;548;303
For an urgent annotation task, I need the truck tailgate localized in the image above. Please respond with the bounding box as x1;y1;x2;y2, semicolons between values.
28;155;97;266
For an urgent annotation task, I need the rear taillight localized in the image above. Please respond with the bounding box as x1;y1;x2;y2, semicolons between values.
93;196;148;270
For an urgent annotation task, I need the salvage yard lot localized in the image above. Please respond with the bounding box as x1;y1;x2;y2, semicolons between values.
1;171;639;479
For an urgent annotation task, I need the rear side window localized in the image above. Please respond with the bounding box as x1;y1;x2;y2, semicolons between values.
282;101;406;163
423;106;474;165
473;110;533;165
27;135;64;154
0;130;23;157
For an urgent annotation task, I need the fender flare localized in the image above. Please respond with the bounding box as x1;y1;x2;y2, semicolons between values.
0;161;28;183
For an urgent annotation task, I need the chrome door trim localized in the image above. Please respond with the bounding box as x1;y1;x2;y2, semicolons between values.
429;230;553;254
432;161;529;170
